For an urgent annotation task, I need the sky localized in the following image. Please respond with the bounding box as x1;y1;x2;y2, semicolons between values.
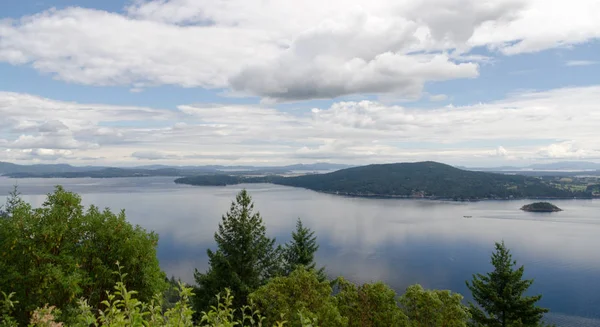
0;0;599;167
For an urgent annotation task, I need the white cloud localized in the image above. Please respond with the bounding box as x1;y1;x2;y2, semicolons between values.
429;94;448;102
10;134;92;150
0;0;598;100
537;141;600;159
489;146;509;157
470;0;600;55
2;86;600;165
565;60;597;67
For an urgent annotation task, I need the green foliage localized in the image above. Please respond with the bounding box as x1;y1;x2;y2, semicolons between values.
250;268;345;327
72;263;194;327
334;278;407;327
466;241;549;327
0;186;22;219
399;284;470;327
24;264;197;327
164;276;184;311
194;190;282;313
200;289;269;327
3;267;286;327
0;186;166;324
283;219;325;280
0;292;18;327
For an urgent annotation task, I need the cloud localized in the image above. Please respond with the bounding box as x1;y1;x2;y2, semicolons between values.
489;146;509;157
0;0;598;100
230;52;478;101
132;150;179;160
0;148;75;161
470;0;600;55
3;86;600;165
10;134;93;150
429;94;448;102
0;7;275;88
27;149;74;160
0;92;177;163
565;60;597;67
536;141;600;159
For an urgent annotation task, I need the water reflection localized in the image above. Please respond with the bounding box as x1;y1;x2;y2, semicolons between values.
1;177;599;326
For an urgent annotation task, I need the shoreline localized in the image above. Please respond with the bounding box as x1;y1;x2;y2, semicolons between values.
176;181;598;201
2;175;597;201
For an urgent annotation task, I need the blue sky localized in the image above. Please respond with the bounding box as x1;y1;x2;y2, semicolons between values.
1;0;599;166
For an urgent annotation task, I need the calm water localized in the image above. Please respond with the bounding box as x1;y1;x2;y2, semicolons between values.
1;176;599;326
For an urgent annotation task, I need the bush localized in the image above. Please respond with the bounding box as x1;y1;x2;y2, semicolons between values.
334;278;408;327
250;268;345;327
0;186;166;324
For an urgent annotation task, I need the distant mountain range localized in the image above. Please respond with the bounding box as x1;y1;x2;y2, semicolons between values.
0;161;352;178
176;161;595;200
464;161;600;172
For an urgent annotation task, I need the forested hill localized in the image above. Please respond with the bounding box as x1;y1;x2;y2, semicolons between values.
176;161;593;200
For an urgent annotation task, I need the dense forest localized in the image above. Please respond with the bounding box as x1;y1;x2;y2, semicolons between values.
176;161;593;200
0;187;554;326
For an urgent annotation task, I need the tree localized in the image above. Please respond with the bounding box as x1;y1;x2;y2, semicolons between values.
466;241;549;327
283;218;325;280
399;284;470;327
250;268;345;327
335;278;408;327
0;186;166;324
0;186;22;219
194;190;282;313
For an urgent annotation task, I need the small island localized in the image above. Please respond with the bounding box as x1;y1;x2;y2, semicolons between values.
520;202;563;212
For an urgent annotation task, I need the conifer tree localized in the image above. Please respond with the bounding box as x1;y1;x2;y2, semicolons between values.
194;189;282;312
283;218;326;279
466;241;549;327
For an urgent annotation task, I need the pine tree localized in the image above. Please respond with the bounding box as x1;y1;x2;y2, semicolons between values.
1;185;22;218
193;189;282;312
466;241;549;327
283;218;326;280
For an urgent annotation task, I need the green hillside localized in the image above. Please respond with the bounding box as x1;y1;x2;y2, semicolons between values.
176;161;593;200
275;161;590;199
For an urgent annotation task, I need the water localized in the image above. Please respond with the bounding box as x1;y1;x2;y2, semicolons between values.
1;176;599;326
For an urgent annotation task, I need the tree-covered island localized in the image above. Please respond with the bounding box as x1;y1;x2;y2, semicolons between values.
520;202;563;212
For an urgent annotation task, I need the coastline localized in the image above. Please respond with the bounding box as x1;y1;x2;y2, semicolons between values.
174;180;598;201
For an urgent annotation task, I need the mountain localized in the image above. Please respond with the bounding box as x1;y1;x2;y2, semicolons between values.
0;161;351;178
176;161;593;200
0;162;107;175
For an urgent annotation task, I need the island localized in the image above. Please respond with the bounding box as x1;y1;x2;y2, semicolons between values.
175;161;594;200
520;202;563;212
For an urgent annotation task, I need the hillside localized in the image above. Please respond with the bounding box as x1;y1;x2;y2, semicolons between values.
176;161;593;200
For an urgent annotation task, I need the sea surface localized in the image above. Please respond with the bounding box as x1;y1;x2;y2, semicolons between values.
1;176;599;326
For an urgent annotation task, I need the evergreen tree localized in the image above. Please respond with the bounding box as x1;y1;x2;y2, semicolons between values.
1;186;22;218
193;190;282;313
283;218;326;279
466;241;549;327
